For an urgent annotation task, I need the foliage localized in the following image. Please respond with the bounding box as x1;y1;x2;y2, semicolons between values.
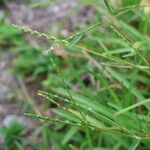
1;0;150;149
0;122;25;150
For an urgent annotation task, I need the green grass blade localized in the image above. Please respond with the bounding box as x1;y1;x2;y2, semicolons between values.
114;98;150;117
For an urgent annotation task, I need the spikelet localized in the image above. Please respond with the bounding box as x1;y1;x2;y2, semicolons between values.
25;113;82;127
12;24;56;41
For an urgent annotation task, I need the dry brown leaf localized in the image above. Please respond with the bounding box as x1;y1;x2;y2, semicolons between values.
52;44;82;58
140;0;150;13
